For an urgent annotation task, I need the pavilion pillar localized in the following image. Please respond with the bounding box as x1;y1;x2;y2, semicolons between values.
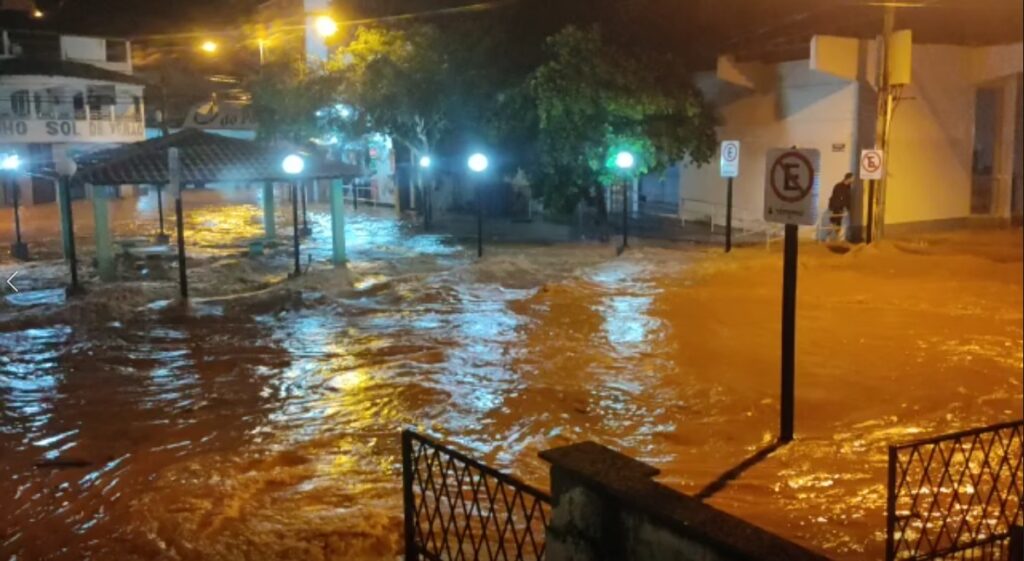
329;178;347;265
263;181;276;240
89;184;116;282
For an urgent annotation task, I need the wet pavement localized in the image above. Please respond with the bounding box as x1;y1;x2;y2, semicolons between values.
1;190;1022;560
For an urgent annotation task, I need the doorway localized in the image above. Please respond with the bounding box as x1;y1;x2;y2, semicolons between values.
971;87;999;215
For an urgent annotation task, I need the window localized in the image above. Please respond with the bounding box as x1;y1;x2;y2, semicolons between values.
105;40;128;63
72;92;86;119
10;90;31;117
34;88;63;119
87;85;116;120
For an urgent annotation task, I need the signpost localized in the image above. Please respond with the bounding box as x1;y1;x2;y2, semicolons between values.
720;141;740;252
860;149;884;244
764;147;820;443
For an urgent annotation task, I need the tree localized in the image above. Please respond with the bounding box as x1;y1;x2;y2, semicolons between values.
251;56;340;144
526;26;717;213
328;26;439;157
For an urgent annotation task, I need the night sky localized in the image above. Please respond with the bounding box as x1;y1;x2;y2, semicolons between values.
27;0;1024;69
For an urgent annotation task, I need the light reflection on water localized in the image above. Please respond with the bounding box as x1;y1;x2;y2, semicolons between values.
0;206;1021;561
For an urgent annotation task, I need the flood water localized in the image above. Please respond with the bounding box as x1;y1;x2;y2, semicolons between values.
2;190;1022;560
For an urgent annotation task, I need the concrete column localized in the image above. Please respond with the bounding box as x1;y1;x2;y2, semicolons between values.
89;184;116;282
329;179;347;265
993;76;1020;220
262;181;276;240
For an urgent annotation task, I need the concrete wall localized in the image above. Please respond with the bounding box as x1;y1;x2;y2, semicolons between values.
679;60;860;234
541;442;831;561
884;44;976;225
684;41;1023;234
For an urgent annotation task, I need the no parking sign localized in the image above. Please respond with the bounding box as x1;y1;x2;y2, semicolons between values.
860;149;884;180
763;148;820;226
720;140;740;178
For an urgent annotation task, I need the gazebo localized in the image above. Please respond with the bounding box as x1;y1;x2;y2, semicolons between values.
64;129;361;297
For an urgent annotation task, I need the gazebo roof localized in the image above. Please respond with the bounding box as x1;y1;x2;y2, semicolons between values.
73;128;360;185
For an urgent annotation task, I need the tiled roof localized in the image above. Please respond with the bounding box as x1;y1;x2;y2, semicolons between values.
74;128;360;185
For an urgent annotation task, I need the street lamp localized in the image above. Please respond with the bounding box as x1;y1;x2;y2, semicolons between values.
200;40;219;54
54;158;82;294
314;15;338;38
1;153;28;261
418;156;432;230
468;153;489;258
615;150;635;252
282;154;305;276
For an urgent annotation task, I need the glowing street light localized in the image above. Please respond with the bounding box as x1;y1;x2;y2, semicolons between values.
1;153;21;171
314;15;338;38
419;155;432;169
467;152;490;257
200;40;219;54
281;154;305;175
615;150;635;170
281;154;306;276
2;153;28;260
467;153;489;173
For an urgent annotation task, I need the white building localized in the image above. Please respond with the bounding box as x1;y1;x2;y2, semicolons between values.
1;21;146;206
676;37;1023;237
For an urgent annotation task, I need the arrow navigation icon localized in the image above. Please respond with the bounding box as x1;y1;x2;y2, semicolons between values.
6;270;19;292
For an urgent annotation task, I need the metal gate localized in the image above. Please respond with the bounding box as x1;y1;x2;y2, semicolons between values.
402;430;550;561
886;420;1024;560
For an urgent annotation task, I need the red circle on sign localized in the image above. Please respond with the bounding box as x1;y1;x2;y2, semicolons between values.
770;151;815;203
724;143;738;162
861;151;881;173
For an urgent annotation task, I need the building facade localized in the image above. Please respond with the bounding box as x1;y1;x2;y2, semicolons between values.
676;38;1023;237
1;24;146;206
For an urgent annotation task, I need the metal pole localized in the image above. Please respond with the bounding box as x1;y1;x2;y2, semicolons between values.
476;179;483;258
885;445;897;561
157;184;165;234
10;176;30;262
353;182;359;210
779;223;798;443
175;196;188;299
866;179;876;244
60;177;80;293
725;177;734;253
401;430;417;561
621;179;629;249
12;180;22;245
300;180;310;236
425;179;433;231
292;182;301;276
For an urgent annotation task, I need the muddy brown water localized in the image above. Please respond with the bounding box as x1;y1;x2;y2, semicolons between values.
2;191;1022;560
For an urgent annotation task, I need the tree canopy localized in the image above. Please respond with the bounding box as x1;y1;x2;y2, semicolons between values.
251;20;717;213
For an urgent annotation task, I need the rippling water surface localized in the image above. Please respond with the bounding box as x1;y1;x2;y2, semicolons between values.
2;192;1021;560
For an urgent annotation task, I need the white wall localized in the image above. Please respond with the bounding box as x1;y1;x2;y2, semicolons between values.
684;41;1023;232
884;44;976;225
678;60;859;233
59;35;132;74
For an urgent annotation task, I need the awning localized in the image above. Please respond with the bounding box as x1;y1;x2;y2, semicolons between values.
73;128;360;185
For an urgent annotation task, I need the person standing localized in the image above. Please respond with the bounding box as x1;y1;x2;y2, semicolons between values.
827;172;854;240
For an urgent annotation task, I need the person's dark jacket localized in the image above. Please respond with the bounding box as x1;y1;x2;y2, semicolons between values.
829;182;851;214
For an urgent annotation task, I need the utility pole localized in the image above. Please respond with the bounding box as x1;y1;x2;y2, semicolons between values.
870;5;896;243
